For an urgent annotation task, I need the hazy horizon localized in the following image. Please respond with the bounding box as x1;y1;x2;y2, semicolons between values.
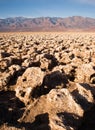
0;0;95;19
0;15;95;19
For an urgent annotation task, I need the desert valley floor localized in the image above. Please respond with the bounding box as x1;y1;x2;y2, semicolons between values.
0;32;95;130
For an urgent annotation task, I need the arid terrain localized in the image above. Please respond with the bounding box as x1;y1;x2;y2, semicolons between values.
0;32;95;130
0;16;95;32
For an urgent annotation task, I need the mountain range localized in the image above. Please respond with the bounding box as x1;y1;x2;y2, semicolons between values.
0;16;95;32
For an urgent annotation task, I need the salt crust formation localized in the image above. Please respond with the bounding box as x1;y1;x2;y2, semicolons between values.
0;32;95;130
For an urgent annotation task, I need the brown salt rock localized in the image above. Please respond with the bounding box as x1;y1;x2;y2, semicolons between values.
19;82;94;130
75;63;95;83
15;67;44;105
0;125;25;130
0;65;21;90
68;82;94;111
0;57;12;71
40;58;49;70
20;88;83;130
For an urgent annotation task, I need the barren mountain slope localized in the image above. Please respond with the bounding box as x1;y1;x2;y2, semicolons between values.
0;16;95;31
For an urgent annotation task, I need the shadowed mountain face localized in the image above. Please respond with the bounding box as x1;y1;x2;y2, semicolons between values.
0;16;95;31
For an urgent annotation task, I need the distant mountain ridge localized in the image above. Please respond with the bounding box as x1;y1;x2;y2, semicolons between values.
0;16;95;31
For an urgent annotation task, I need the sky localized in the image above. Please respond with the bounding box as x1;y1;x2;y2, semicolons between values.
0;0;95;18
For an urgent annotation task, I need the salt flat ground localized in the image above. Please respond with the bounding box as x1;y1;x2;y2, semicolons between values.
0;32;95;130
